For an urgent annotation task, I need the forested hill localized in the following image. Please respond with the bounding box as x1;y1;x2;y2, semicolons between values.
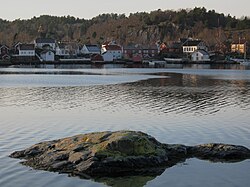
0;7;250;47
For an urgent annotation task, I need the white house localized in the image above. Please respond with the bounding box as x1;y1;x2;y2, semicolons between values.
191;50;210;62
41;50;55;61
183;40;207;54
34;38;56;50
56;43;70;57
102;52;114;62
80;44;100;55
18;44;35;56
101;44;122;60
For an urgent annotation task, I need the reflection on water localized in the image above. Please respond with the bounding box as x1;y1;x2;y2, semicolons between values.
95;175;155;187
0;67;250;187
6;63;250;70
1;73;249;116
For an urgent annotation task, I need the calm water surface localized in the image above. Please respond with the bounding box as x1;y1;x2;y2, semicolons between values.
0;66;250;187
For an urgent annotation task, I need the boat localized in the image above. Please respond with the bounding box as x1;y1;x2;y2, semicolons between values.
240;60;250;66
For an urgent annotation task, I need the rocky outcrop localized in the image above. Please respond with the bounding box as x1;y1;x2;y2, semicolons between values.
10;131;250;179
188;143;250;162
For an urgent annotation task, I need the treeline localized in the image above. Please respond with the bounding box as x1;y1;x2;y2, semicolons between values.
0;7;250;46
140;7;250;30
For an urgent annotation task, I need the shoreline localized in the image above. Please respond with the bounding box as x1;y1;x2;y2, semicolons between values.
0;60;239;67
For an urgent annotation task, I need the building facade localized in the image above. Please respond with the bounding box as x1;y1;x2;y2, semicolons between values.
191;50;210;62
0;44;10;60
101;44;122;60
183;40;207;54
231;42;246;54
18;44;35;56
35;38;56;50
41;50;55;61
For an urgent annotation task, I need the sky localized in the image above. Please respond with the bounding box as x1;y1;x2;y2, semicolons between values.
1;0;250;21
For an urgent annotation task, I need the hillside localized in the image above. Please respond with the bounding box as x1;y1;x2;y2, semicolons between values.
0;7;250;48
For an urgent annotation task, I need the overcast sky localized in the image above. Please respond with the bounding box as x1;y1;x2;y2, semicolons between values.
1;0;249;21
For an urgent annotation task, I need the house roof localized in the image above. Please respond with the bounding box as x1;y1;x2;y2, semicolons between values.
180;38;189;44
12;42;22;48
193;49;209;55
40;49;54;54
0;44;9;49
141;45;158;50
35;38;55;43
231;41;247;45
169;42;182;49
19;44;35;50
123;44;158;50
104;45;122;51
85;45;100;52
123;45;141;50
183;40;202;47
57;43;67;48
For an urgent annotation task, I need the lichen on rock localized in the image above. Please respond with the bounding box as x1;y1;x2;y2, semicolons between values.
10;130;250;179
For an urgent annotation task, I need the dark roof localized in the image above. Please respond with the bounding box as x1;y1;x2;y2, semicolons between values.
183;40;202;47
231;41;247;45
142;45;158;50
0;44;9;49
105;45;122;51
58;43;66;48
170;42;182;49
19;44;35;50
180;38;188;44
194;49;209;55
12;42;22;48
85;45;100;52
123;45;141;50
35;38;55;43
40;49;54;54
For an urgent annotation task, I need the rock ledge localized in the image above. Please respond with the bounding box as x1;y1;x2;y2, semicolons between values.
10;131;250;178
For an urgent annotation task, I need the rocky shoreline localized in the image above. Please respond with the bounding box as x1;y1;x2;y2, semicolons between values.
10;131;250;179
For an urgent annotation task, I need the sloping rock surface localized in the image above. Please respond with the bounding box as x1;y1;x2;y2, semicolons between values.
10;131;250;178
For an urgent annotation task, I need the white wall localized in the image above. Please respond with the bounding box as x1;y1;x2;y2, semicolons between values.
102;53;114;62
108;51;122;59
56;47;70;56
41;51;55;61
191;52;210;62
19;50;35;56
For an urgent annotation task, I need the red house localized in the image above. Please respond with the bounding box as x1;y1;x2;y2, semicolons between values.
123;44;158;61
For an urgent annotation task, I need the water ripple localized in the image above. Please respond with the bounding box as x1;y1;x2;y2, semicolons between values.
0;70;250;187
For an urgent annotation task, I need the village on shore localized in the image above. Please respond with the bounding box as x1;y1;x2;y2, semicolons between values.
0;26;248;66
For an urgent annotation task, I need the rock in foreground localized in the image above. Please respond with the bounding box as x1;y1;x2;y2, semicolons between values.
10;131;250;178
